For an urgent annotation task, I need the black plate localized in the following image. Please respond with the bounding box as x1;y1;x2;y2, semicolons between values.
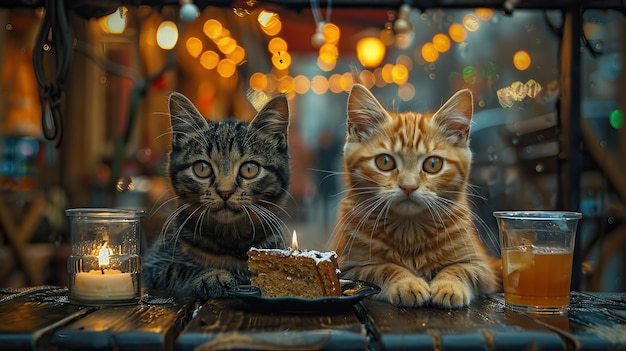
228;280;380;312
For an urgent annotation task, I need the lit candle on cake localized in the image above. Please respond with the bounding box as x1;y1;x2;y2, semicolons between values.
72;242;135;301
291;230;299;250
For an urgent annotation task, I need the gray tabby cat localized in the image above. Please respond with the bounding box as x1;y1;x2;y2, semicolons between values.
143;92;291;301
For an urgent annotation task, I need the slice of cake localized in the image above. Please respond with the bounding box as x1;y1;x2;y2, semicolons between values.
247;247;342;298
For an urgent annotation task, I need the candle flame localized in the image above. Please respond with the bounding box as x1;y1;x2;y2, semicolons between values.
291;230;299;250
98;242;111;267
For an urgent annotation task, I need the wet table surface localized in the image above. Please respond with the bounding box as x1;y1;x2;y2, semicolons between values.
0;286;625;351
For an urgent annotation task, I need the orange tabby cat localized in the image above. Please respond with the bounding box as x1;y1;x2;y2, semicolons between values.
328;84;500;308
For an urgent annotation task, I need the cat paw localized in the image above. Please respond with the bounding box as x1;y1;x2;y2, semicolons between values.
195;270;239;300
430;279;472;308
379;276;430;307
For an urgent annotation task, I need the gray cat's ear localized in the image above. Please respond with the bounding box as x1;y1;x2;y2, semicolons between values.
168;92;209;133
248;94;290;147
347;84;389;142
432;89;473;147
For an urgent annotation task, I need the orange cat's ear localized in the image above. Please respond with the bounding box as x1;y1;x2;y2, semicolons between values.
346;84;389;142
432;89;473;147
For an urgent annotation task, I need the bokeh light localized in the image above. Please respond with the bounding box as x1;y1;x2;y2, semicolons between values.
323;22;341;44
432;33;451;53
156;21;178;50
513;50;531;71
100;7;127;34
250;72;268;91
462;65;480;84
200;50;219;70
356;37;386;68
421;42;439;63
391;64;409;85
463;14;480;32
272;51;291;70
398;82;415;101
293;75;311;94
186;37;203;58
268;37;288;54
311;75;329;95
203;19;223;39
449;23;467;43
217;58;236;78
227;45;246;65
475;8;494;21
610;109;624;129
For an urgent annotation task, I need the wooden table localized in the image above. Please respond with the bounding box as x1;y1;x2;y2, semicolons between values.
0;286;625;351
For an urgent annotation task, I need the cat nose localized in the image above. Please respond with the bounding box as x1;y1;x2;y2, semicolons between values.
218;190;235;200
399;184;417;195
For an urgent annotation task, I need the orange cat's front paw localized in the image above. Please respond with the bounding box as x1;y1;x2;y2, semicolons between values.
379;276;430;307
430;279;472;308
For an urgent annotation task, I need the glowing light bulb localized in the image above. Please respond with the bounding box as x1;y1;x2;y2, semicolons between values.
449;23;467;43
186;37;203;58
272;51;291;70
513;50;531;71
421;42;439;63
356;37;386;68
432;33;451;53
268;37;288;54
156;21;179;50
100;7;127;34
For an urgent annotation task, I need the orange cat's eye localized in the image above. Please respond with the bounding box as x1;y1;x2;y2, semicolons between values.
423;156;443;173
375;154;396;171
193;161;213;178
240;161;260;179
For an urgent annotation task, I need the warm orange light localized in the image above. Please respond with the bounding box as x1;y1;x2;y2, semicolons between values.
249;72;268;91
322;22;340;44
317;56;336;72
293;75;311;94
396;54;413;72
381;64;394;84
217;58;236;78
359;70;376;89
475;8;494;21
340;73;354;92
203;19;223;39
463;14;480;32
268;37;288;54
200;50;219;70
449;23;467;43
432;33;451;53
311;75;329;94
391;64;409;85
277;76;294;94
356;37;386;68
186;37;203;58
513;50;531;71
421;42;439;63
329;74;343;93
398;82;416;101
291;230;299;250
271;51;291;70
258;10;279;28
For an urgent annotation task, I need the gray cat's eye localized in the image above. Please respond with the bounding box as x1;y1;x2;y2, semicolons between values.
423;156;443;173
240;161;260;179
375;154;396;171
193;161;213;178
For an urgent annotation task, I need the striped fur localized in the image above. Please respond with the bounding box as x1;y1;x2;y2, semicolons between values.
328;84;499;308
143;92;291;301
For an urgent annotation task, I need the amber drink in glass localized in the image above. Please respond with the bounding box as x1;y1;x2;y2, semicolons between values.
494;211;582;314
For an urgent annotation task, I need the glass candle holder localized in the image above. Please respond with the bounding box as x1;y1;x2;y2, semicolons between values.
66;208;144;306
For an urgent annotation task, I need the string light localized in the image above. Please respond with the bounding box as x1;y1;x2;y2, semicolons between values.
513;50;531;71
99;7;127;34
356;37;386;68
156;21;178;50
179;0;199;22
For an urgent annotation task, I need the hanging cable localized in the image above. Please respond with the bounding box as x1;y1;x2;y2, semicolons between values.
32;0;74;147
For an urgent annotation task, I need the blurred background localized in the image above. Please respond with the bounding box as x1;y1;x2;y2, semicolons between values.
0;0;624;292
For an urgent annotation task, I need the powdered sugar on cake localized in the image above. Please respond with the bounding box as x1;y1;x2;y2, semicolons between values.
249;247;337;265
